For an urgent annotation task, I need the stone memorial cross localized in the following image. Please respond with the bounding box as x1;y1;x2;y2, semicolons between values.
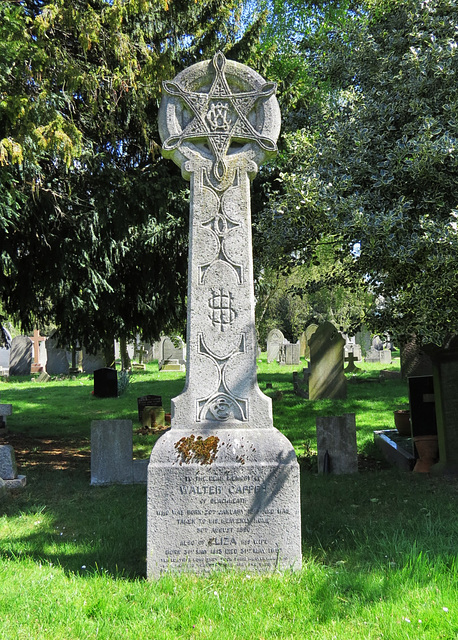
147;53;301;577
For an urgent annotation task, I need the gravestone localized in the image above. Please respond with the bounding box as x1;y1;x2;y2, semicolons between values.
9;336;32;376
93;367;118;398
372;335;384;351
316;414;358;474
0;326;12;372
137;395;163;422
82;348;105;374
266;328;284;363
304;324;318;359
45;332;69;375
344;352;360;374
283;341;301;366
147;52;301;577
159;336;186;371
299;332;307;359
91;420;135;485
423;339;458;475
408;376;437;437
400;337;433;379
355;327;371;356
308;322;347;400
28;329;47;373
379;349;392;365
0;445;26;489
365;346;381;363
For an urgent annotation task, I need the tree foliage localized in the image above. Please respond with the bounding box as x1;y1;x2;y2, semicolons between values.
256;0;458;346
0;0;260;349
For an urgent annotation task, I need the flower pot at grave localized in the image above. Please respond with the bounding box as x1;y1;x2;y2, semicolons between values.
394;410;411;437
413;435;439;473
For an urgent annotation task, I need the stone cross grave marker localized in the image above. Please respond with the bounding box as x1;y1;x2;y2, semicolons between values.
147;52;301;577
28;329;46;373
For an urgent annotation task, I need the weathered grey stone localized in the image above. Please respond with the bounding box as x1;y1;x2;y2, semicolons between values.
0;326;12;370
9;336;32;376
299;332;307;358
0;445;17;480
0;477;6;500
400;337;433;378
379;349;392;365
45;332;69;375
159;336;186;371
91;420;134;485
304;324;318;359
355;327;371;356
266;329;284;363
309;322;347;400
365;346;381;363
147;52;301;577
316;414;358;474
82;349;105;374
4;475;26;490
282;341;301;365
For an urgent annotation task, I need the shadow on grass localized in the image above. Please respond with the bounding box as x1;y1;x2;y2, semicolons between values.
2;463;458;585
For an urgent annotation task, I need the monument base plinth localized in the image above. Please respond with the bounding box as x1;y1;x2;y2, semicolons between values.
147;427;302;578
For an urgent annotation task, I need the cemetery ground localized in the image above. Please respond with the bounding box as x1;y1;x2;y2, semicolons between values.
1;356;457;639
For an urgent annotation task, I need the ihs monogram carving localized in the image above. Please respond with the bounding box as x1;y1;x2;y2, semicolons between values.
208;289;237;332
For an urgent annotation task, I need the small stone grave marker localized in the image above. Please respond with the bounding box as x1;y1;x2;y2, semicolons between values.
316;414;358;474
266;329;285;363
0;445;26;489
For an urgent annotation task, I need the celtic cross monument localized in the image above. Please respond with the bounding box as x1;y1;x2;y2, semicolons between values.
147;53;301;577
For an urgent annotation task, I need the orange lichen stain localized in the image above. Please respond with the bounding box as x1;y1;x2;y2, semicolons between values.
174;434;220;465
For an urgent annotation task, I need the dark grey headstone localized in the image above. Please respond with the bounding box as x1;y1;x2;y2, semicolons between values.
9;336;32;376
316;414;358;474
408;376;437;438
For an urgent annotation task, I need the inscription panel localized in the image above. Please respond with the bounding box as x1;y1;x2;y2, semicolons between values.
147;461;301;575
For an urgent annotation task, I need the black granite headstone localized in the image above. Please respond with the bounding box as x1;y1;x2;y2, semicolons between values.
93;367;118;398
408;375;437;437
137;394;162;421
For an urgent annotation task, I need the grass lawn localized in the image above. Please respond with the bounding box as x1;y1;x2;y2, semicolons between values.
0;355;457;639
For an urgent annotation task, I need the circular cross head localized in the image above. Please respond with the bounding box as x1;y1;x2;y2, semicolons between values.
158;52;281;182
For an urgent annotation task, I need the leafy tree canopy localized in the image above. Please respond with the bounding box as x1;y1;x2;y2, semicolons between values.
0;0;262;349
256;0;458;346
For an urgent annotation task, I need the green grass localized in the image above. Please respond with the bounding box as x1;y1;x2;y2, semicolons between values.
1;356;458;639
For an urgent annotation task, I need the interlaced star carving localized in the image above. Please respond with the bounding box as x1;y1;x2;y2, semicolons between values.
162;51;277;181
